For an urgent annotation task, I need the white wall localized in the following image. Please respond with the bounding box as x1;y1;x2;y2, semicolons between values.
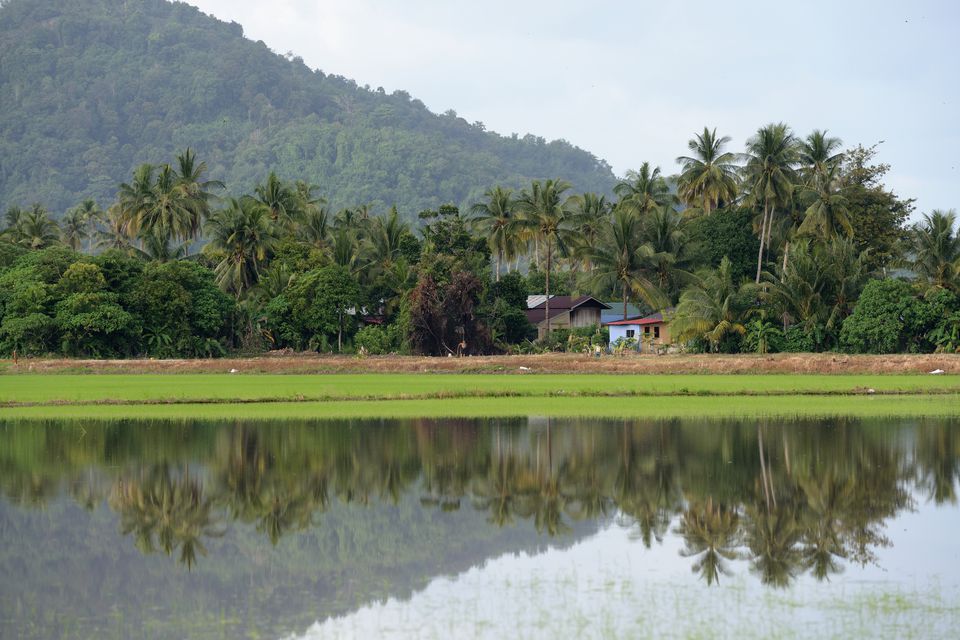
609;325;640;347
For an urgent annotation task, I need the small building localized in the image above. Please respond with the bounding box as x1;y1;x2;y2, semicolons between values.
525;295;611;340
604;309;674;353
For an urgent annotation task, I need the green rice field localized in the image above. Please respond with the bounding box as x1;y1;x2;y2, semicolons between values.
2;373;958;404
1;372;958;419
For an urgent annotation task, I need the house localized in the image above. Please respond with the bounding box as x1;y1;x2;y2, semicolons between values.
525;295;611;340
604;309;674;353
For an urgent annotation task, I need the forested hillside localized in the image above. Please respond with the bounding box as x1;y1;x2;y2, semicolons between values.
0;0;617;217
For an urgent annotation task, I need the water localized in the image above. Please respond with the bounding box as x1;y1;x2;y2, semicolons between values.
0;417;958;638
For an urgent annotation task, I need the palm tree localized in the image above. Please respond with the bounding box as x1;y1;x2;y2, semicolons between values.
763;238;869;346
174;148;223;236
297;205;332;250
641;205;695;297
910;210;960;291
366;207;409;270
515;179;576;334
60;207;89;251
204;197;278;297
96;204;137;253
11;204;60;249
141;164;196;242
584;208;666;319
330;228;360;272
743;123;800;282
675;127;741;214
117;163;155;236
135;229;193;262
797;164;853;240
469;186;516;281
71;199;104;252
568;192;611;273
118;162;197;245
254;172;301;227
672;257;756;351
798;130;844;188
2;205;23;233
614;162;675;215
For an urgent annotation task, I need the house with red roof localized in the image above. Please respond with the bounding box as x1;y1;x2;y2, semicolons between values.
604;309;674;353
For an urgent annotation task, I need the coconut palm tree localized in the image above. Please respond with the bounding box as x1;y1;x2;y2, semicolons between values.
614;162;676;215
60;207;89;251
297;205;332;250
515;179;576;333
142;164;196;242
204;197;278;297
117;163;155;236
797;165;852;240
330;228;360;272
174;148;223;236
254;172;301;227
70;199;104;252
365;207;410;274
676;127;741;214
584;208;666;319
96;204;137;253
743;123;800;282
798;130;844;188
10;204;60;249
641;205;695;297
135;229;193;262
469;186;516;281
568;192;611;273
910;210;960;291
672;257;757;351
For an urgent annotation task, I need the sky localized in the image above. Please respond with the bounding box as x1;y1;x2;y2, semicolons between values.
185;0;959;217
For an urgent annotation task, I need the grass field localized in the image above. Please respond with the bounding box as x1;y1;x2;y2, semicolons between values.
1;372;958;420
2;373;959;405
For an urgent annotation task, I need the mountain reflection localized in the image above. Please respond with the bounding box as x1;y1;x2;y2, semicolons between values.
1;417;957;592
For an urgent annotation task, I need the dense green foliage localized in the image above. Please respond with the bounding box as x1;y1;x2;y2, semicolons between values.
0;3;954;359
0;247;231;357
0;126;954;357
0;0;616;217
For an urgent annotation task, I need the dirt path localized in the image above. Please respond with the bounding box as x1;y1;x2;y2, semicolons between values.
3;352;959;375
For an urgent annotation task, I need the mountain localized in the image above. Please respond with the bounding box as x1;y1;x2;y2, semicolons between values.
0;0;618;218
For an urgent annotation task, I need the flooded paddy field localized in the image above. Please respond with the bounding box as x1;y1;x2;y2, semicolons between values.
1;416;957;638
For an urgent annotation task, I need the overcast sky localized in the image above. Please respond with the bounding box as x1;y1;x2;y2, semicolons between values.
186;0;958;216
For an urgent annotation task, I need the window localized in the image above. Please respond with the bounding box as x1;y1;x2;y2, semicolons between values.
644;326;651;335
626;329;635;338
654;326;660;339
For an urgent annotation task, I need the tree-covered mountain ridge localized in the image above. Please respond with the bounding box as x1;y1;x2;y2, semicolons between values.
0;0;617;218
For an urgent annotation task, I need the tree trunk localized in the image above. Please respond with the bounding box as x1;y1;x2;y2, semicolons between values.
496;249;502;282
782;240;790;274
755;202;769;283
623;283;628;320
764;205;775;263
544;240;552;335
337;310;343;353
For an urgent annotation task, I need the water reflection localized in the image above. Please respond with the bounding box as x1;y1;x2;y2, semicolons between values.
0;417;958;638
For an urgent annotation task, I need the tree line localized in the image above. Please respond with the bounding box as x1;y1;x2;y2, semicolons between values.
2;122;959;357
